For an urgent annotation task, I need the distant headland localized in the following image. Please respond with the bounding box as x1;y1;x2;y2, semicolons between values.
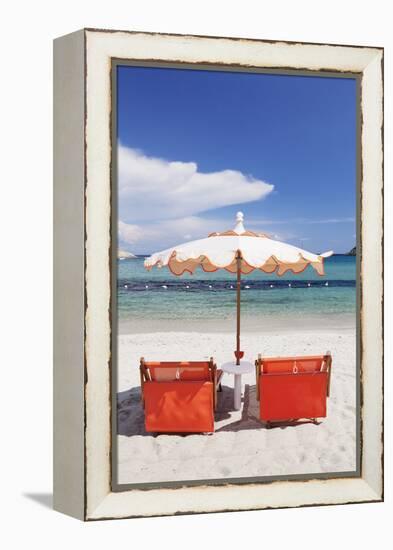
118;249;136;259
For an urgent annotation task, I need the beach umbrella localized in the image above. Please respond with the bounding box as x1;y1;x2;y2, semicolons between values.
144;212;333;364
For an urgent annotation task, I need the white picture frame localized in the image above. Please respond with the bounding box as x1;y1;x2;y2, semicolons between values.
53;28;383;520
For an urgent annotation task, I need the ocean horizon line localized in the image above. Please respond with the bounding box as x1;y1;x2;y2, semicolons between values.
120;252;355;259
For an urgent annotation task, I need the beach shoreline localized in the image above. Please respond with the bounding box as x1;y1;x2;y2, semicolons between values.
118;313;356;335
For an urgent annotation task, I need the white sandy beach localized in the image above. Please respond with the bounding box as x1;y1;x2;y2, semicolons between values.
116;323;357;485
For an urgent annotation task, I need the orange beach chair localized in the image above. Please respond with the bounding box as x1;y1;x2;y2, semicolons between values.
140;358;223;433
255;353;332;425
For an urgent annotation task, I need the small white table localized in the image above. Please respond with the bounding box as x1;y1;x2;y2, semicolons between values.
221;360;254;410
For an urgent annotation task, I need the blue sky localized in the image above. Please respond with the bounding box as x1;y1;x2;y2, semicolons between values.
117;65;357;254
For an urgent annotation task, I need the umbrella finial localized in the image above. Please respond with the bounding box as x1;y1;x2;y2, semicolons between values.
234;211;245;235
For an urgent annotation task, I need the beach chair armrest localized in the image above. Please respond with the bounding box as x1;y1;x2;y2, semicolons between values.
255;356;262;401
212;364;223;410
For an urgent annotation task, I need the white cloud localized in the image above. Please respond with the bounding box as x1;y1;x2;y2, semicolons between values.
118;221;144;244
118;144;274;223
246;216;355;227
118;216;230;254
303;217;355;224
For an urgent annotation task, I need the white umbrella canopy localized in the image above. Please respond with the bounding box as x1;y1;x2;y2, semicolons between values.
145;212;333;276
145;212;333;363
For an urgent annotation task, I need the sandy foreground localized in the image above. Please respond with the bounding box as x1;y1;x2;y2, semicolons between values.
116;327;357;485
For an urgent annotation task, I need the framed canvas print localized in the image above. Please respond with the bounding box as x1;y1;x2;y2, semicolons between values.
53;29;384;520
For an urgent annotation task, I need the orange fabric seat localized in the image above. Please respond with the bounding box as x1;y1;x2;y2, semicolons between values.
255;353;332;423
140;358;220;433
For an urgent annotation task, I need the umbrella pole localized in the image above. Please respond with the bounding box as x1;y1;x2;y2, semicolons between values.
236;252;241;365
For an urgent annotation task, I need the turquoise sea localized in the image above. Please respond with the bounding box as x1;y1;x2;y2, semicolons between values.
117;255;356;327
